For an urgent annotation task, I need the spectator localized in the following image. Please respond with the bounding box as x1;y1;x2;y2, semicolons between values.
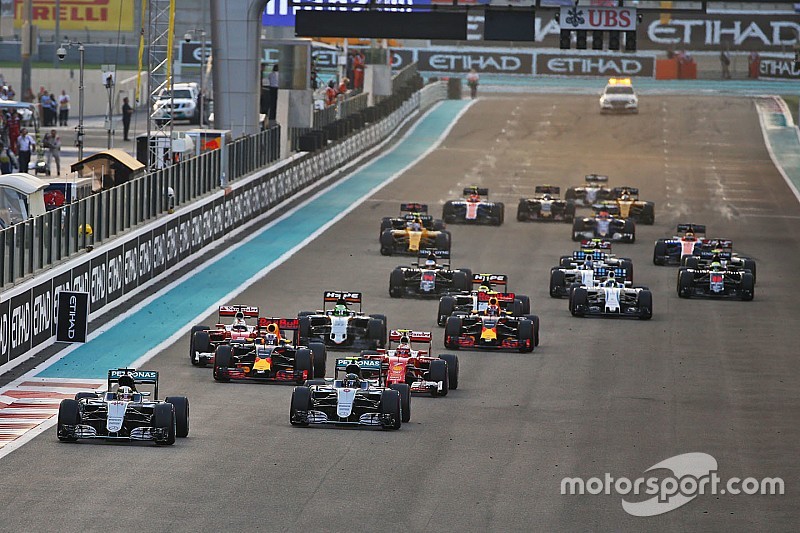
41;91;53;126
467;69;480;99
325;80;337;107
7;110;20;153
47;92;58;124
121;96;133;141
720;49;731;79
0;86;8;100
42;129;61;176
0;142;18;174
6;85;15;100
58;90;70;126
748;51;760;79
353;50;366;90
267;64;279;121
17;127;35;173
338;77;350;96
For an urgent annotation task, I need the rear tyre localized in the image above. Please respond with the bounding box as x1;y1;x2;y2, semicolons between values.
390;383;411;422
570;288;588;317
428;359;449;397
380;217;393;235
571;219;584;242
677;269;693;298
367;318;385;349
437;296;456;327
74;392;97;401
550;269;566;298
517;319;534;353
684;256;699;269
623;219;636;243
564;203;576;223
641;203;655;225
516;295;531;315
165;396;190;438
298;316;312;346
653;241;667;265
380;390;402;430
212;345;233;382
435;231;451;251
389;268;405;298
492;202;505;225
741;273;755;301
438;354;459;390
294;348;313;384
620;259;634;282
153;403;176;445
379;229;394;256
57;399;80;442
189;326;210;366
433;219;446;231
525;314;541;347
517;200;529;222
742;259;757;284
637;291;653;320
290;386;312;427
444;316;462;350
442;201;455;224
309;342;327;379
453;270;471;292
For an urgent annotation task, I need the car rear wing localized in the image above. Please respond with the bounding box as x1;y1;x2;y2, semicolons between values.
219;305;259;319
677;223;706;236
472;273;508;288
417;248;450;266
108;369;159;399
698;250;733;261
572;250;608;261
389;329;432;343
477;291;516;302
592;202;620;216
258;318;300;341
402;212;434;223
463;186;489;198
580;239;612;251
612;186;639;198
594;266;627;280
400;203;428;213
699;238;733;250
534;185;561;195
323;291;362;312
585;174;609;183
334;357;383;382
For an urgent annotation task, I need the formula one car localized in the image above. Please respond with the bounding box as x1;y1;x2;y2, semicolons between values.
569;274;652;319
595;186;655;225
442;186;504;226
516;185;576;222
680;239;757;283
289;359;405;430
380;203;446;235
298;291;387;350
444;295;539;352
550;262;630;299
361;329;459;397
677;259;754;300
557;240;633;277
436;273;531;326
57;369;189;446
652;224;706;265
189;305;260;366
389;249;472;298
380;212;451;256
213;317;327;383
565;174;613;206
572;207;635;243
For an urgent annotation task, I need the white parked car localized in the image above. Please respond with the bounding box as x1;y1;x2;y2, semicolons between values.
599;78;638;114
152;82;201;124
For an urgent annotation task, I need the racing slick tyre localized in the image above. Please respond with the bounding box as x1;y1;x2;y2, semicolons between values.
683;256;699;269
564;203;576;223
452;270;470;292
550;270;566;298
620;259;634;282
565;189;577;203
428;360;449;397
290;386;312;427
512;298;525;317
298;316;312;346
433;219;446;231
442;201;456;224
368;314;388;347
390;383;411;422
677;269;693;298
435;231;451;251
525;314;541;347
74;392;97;401
389;268;405;298
380;390;402;430
516;295;531;315
559;256;573;268
571;219;585;242
623;220;636;243
190;330;211;366
491;202;505;226
379;229;395;256
367;318;385;349
438;353;459;390
437;296;456;327
380;217;393;235
741;273;755;301
213;345;233;382
570;288;588;317
640;204;655;225
653;241;668;265
153;403;176;445
636;291;653;320
57;399;80;442
516;201;529;222
742;259;757;284
309;342;327;379
165;396;190;438
517;320;535;353
294;348;313;384
297;310;315;318
444;316;462;350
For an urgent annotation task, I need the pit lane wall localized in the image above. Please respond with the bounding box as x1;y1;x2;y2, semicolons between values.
0;81;446;373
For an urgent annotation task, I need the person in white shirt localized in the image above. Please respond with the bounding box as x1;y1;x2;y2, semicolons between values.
17;128;35;173
58;90;70;126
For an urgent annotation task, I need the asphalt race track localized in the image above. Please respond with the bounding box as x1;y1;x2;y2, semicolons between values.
2;95;799;531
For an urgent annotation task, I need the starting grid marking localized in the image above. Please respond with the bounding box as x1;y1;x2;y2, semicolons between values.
0;378;105;452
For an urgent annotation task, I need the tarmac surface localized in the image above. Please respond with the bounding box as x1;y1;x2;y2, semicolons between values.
1;94;799;531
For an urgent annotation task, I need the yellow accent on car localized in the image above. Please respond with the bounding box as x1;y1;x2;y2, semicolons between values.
253;359;271;371
480;327;497;341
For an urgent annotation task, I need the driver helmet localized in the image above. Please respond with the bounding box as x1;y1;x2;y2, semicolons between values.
684;230;695;240
117;386;134;402
263;333;279;345
710;258;723;271
342;373;361;389
408;218;422;231
332;303;349;317
598;210;610;220
232;312;247;329
424;253;437;267
542;194;551;201
620;194;631;201
583;257;594;269
468;193;481;202
485;302;500;316
395;344;412;357
604;271;618;287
